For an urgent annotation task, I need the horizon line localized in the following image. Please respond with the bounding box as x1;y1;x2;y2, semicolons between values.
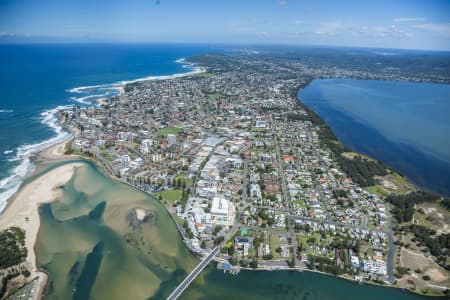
1;40;449;53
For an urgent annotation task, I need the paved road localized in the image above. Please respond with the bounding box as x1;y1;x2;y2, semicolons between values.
167;247;220;300
315;180;332;229
242;158;249;203
290;215;386;234
242;225;290;236
386;214;395;282
248;202;385;233
271;116;297;265
247;203;387;235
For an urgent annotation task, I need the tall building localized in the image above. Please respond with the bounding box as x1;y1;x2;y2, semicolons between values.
210;197;234;226
167;134;177;146
140;139;153;154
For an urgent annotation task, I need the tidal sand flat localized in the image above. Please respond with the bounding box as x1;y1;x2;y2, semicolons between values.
35;161;197;300
0;162;83;280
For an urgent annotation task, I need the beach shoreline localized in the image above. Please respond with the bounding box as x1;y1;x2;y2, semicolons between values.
0;58;208;298
0;56;204;215
0;55;204;213
0;160;83;297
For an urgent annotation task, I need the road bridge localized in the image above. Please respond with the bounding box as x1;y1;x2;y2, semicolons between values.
167;247;220;300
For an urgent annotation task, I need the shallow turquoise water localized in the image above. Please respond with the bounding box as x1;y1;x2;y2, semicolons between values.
35;160;197;300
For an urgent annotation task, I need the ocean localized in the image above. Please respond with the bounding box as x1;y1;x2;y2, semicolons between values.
0;43;215;212
298;78;450;196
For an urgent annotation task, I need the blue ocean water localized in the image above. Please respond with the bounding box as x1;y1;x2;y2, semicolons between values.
0;44;216;211
299;78;450;196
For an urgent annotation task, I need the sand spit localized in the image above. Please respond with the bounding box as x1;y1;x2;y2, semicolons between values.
0;162;83;292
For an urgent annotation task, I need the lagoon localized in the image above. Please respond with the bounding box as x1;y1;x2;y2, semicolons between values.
35;160;197;299
298;79;450;196
34;159;440;300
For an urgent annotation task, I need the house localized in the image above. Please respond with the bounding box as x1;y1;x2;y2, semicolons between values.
250;184;262;199
283;155;295;164
234;236;254;257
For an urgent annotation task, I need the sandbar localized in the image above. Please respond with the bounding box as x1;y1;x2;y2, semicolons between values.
0;162;84;292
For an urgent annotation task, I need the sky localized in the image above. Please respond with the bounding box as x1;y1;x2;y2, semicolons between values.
0;0;449;50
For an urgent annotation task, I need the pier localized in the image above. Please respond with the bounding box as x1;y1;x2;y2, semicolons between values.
216;262;240;275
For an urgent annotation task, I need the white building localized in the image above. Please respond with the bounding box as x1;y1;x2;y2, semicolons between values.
210;197;234;226
250;184;262;199
362;259;387;276
167;134;177;146
140;139;153;154
95;139;106;147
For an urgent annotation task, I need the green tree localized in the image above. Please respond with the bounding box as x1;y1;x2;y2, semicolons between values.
250;258;258;269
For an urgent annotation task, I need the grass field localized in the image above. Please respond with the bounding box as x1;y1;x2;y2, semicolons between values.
365;185;389;198
365;168;414;198
270;234;289;259
157;126;182;137
158;189;182;204
397;247;450;292
172;214;185;225
416;202;450;234
342;151;376;162
100;152;112;161
208;93;225;100
414;209;434;228
250;127;267;132
188;72;214;79
174;174;193;188
297;233;323;251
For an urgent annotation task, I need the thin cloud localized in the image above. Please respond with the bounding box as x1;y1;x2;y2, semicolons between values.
310;21;413;39
394;17;426;23
369;25;412;39
313;21;347;36
255;31;269;37
249;18;269;25
0;32;16;37
413;23;450;37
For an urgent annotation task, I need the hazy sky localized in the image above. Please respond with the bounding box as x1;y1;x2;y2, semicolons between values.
1;0;449;50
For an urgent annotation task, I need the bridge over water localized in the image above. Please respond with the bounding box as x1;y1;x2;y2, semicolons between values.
167;247;220;300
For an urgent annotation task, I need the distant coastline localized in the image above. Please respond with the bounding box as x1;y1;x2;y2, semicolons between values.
66;58;204;94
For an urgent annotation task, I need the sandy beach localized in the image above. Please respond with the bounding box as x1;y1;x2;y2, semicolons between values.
0;161;83;297
114;86;125;95
97;97;108;106
37;138;69;161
